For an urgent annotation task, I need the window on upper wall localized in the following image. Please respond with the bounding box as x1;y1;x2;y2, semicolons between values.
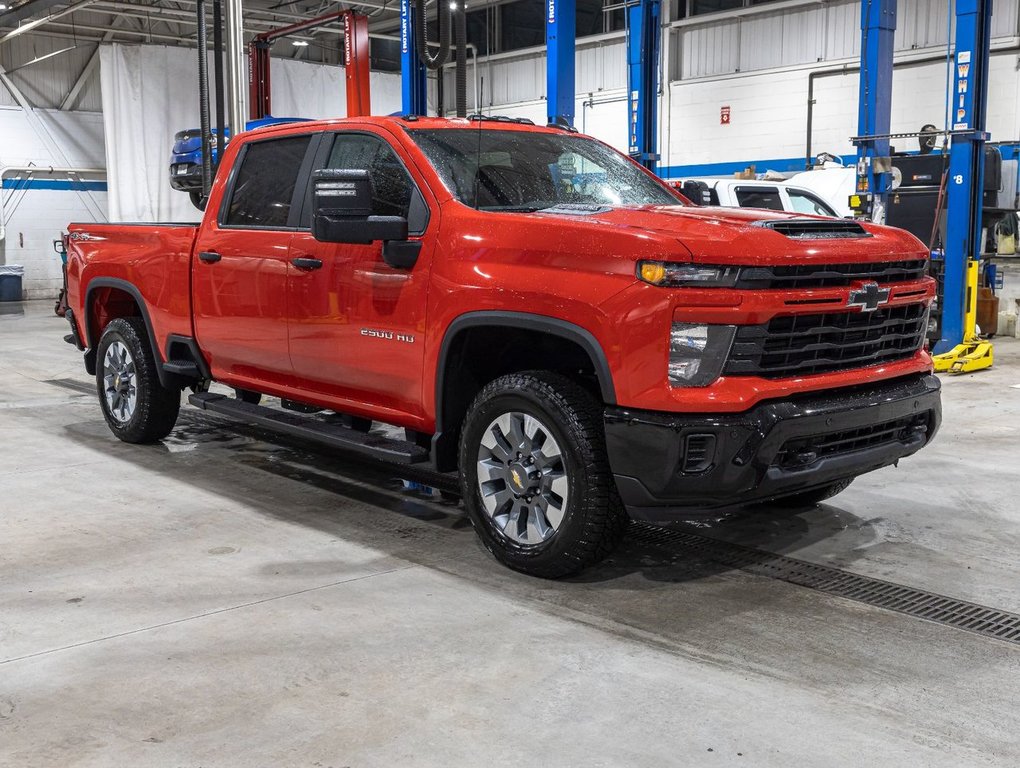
499;0;545;51
466;8;490;55
689;0;743;15
576;0;605;37
370;37;400;73
224;135;311;228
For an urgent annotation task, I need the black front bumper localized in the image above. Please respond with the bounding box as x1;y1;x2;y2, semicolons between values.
605;373;941;521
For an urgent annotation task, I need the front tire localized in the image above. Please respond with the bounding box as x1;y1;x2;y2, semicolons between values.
459;371;627;578
96;317;181;443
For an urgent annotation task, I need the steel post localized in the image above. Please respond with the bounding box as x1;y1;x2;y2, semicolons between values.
626;0;660;171
224;0;248;134
546;0;575;127
937;0;993;353
854;0;896;224
400;0;427;115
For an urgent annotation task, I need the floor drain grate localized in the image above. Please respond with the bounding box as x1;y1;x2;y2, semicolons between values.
628;523;1020;646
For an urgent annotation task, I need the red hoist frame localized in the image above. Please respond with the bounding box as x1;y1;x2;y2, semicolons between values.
248;9;371;120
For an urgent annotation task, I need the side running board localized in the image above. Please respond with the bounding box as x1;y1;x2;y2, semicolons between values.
188;392;430;464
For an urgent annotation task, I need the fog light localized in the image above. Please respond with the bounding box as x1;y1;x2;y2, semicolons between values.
669;323;736;387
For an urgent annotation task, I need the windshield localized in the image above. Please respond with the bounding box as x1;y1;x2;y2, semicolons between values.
409;128;682;212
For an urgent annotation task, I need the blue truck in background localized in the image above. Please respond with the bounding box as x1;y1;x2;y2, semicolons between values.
170;117;311;208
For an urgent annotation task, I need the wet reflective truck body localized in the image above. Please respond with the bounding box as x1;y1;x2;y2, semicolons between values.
64;117;940;577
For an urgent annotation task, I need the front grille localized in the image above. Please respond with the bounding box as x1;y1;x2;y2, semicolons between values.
725;303;927;378
755;219;870;239
774;413;930;469
736;259;928;289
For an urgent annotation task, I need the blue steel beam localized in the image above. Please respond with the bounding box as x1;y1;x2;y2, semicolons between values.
937;0;993;353
853;0;896;224
546;0;576;126
401;0;427;116
626;0;660;171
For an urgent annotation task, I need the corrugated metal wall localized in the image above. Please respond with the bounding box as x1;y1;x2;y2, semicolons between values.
675;0;1019;81
0;34;101;111
442;34;627;113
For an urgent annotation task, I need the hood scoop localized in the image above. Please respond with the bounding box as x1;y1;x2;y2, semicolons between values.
755;218;871;239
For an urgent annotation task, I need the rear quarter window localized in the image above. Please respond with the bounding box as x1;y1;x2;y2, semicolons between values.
224;135;312;228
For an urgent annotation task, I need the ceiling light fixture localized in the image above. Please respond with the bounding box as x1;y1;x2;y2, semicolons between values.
292;40;309;46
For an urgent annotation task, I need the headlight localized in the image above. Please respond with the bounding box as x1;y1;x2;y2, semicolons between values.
638;261;739;287
669;323;736;387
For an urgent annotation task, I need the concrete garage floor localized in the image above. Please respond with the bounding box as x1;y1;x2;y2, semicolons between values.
2;300;1020;768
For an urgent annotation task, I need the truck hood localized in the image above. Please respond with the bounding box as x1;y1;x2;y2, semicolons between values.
536;204;926;264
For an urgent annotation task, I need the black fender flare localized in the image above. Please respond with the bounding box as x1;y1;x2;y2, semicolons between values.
84;278;170;387
434;310;616;434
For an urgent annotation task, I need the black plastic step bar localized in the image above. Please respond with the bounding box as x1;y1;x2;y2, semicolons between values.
188;392;429;464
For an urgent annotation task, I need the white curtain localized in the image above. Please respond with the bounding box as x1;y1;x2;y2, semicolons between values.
99;44;402;223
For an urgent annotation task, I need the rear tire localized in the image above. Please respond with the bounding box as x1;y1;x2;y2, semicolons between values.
458;371;627;578
96;317;181;443
772;478;854;507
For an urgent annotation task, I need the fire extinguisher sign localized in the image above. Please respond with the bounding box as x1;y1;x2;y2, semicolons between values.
720;106;731;125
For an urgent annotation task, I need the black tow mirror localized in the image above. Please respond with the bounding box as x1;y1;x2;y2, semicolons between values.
311;169;419;269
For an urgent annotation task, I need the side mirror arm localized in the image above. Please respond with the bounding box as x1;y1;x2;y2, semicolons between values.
382;239;422;270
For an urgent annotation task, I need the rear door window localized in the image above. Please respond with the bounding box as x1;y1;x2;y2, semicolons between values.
224;135;312;228
734;186;783;211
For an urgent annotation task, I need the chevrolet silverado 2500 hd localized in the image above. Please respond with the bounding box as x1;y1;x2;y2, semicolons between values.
64;116;941;577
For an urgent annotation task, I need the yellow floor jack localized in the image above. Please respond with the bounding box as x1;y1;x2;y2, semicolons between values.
932;260;994;374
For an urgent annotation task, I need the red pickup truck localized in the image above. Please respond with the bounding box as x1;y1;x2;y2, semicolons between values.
64;116;940;577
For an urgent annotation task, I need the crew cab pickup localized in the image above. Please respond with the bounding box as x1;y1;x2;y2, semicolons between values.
64;116;941;577
672;177;842;217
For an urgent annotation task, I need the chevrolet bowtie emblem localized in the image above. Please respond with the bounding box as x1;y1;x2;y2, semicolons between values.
511;469;523;488
847;281;890;312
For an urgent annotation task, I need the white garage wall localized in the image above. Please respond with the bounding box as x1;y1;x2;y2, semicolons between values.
447;0;1020;178
100;43;403;223
0;107;107;299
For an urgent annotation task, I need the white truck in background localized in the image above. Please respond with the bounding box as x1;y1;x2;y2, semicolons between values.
672;176;844;217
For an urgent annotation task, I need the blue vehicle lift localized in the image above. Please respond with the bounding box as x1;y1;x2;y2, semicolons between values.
854;0;994;366
853;0;896;224
546;0;576;127
936;0;993;364
400;0;428;116
626;0;660;171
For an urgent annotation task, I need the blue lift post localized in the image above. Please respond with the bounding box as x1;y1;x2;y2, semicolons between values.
626;0;660;171
400;0;427;116
546;0;576;127
936;0;993;354
853;0;896;225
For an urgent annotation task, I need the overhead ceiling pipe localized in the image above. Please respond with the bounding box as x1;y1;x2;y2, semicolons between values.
0;0;100;44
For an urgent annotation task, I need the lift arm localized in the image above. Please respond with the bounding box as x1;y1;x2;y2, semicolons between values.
249;9;373;121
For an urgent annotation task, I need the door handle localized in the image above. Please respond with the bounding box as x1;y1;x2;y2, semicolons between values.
291;256;323;270
198;251;221;263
